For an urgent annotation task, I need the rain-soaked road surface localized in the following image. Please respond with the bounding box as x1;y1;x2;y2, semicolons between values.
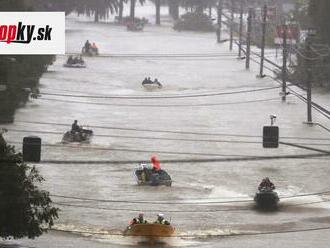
1;6;330;248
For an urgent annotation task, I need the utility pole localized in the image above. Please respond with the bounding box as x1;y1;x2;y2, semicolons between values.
229;0;234;51
217;0;223;43
238;0;244;58
282;23;287;101
259;4;267;78
306;32;313;123
245;8;252;70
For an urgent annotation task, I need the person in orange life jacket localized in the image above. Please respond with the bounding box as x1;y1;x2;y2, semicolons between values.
91;42;98;50
151;155;161;172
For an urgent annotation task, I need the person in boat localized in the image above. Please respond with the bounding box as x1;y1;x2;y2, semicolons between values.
77;55;84;64
72;56;79;64
91;42;97;49
71;120;81;133
154;78;160;86
151;155;161;172
147;77;152;84
142;77;148;85
67;55;74;64
258;177;275;191
154;213;170;225
139;163;149;182
130;213;147;225
84;40;91;52
0;132;6;154
91;42;98;53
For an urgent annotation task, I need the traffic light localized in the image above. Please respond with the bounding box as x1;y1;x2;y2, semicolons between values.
23;136;41;162
263;126;279;148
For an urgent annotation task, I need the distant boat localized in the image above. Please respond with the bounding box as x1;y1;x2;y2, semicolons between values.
61;128;93;144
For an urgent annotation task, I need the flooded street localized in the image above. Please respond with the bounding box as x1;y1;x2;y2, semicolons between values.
1;8;330;248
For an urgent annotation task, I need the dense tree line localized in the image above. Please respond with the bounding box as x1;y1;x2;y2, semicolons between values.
291;0;330;88
0;0;54;123
309;0;330;44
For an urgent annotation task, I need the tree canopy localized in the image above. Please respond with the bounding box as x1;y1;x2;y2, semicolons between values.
309;0;330;44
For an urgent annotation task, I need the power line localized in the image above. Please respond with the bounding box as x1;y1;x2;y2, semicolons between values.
39;86;281;99
53;198;330;214
7;141;251;158
6;133;330;147
38;96;282;108
64;52;238;58
50;189;330;205
17;153;329;165
12;121;330;141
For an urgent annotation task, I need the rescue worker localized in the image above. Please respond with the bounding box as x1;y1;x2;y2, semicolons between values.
67;55;74;64
71;120;81;133
130;213;147;225
137;213;147;224
72;56;79;64
142;77;148;85
91;42;97;49
151;155;161;171
84;40;91;52
139;163;148;182
258;177;275;191
77;55;84;64
154;213;170;225
91;42;98;54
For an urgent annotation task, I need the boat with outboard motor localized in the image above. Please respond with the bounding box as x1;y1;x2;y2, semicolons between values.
124;223;175;237
81;46;99;56
134;164;172;186
142;79;162;90
61;128;93;143
63;62;86;68
254;187;279;208
127;22;144;31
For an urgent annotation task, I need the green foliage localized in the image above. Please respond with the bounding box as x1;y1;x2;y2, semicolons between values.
291;0;330;88
309;0;330;44
180;0;216;13
74;0;120;22
0;0;55;123
0;136;59;239
174;12;214;32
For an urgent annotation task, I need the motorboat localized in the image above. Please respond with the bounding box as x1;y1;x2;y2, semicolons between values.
142;81;162;90
254;187;279;208
134;164;172;186
81;47;99;56
124;223;175;237
63;62;86;68
61;128;93;143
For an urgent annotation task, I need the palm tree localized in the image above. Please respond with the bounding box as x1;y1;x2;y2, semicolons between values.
129;0;145;21
75;0;119;22
180;0;216;14
168;0;179;20
150;0;161;24
118;0;125;21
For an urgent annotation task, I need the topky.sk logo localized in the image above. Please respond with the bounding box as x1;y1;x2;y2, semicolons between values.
0;12;65;55
0;22;53;44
